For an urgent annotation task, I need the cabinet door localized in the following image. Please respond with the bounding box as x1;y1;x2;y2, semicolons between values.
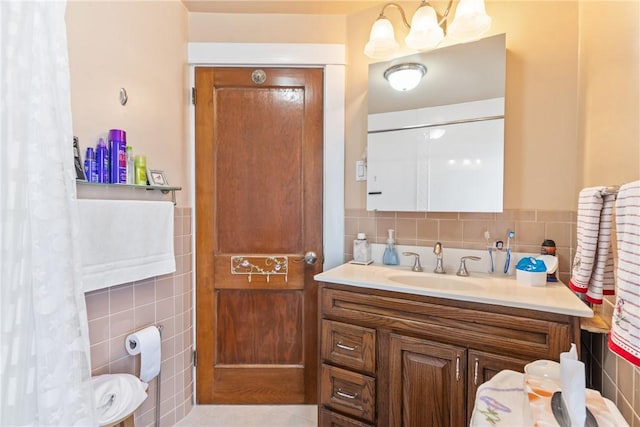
466;349;529;425
319;408;375;427
389;334;466;427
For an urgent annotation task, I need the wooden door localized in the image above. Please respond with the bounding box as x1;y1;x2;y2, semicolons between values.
466;350;529;425
388;334;466;427
194;67;323;403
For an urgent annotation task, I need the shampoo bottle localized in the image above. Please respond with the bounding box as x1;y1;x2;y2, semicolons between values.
84;147;97;183
383;229;399;265
134;155;147;185
96;138;109;183
126;146;134;184
108;129;127;184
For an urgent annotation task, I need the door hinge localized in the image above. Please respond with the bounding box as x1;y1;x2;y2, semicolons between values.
191;87;196;105
192;349;197;367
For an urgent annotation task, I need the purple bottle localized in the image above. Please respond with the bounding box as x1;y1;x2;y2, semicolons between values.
96;138;109;183
108;129;127;184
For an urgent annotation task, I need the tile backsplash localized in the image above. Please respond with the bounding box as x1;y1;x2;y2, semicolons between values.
344;208;576;282
85;207;193;427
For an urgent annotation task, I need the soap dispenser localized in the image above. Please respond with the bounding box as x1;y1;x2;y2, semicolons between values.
383;229;399;265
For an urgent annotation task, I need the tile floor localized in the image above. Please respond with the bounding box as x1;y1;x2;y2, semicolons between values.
175;405;317;427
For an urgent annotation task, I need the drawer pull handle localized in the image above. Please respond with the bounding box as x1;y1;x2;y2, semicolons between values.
456;356;460;382
474;358;479;385
336;389;359;400
336;342;357;352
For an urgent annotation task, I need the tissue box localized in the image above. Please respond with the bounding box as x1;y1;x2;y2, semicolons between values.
517;269;547;287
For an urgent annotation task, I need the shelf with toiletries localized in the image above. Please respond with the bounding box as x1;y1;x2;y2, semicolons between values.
76;180;182;205
74;129;181;204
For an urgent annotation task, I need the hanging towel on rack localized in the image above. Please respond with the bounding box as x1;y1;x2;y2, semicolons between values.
77;199;175;292
609;180;640;367
568;186;615;304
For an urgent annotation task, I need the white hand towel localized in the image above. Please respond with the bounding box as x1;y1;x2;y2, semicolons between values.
609;180;640;367
560;343;586;427
77;199;175;292
91;374;148;426
569;187;615;304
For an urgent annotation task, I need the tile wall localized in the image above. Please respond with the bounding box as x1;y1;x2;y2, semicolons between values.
85;207;193;427
345;208;576;282
345;208;639;426
583;300;640;426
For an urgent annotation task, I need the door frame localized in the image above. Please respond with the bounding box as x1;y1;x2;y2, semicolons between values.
187;42;346;397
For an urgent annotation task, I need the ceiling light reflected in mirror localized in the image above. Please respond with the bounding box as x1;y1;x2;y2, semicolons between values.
383;63;427;91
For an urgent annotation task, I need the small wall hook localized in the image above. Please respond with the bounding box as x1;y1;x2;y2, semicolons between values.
119;87;128;106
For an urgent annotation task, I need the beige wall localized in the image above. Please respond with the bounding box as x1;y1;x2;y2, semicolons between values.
189;12;346;43
579;1;640;187
66;0;189;206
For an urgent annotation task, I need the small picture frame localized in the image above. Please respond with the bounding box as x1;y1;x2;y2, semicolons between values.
147;168;169;187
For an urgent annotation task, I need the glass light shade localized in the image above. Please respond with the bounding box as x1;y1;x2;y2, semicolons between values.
384;63;427;91
364;17;399;59
447;0;491;41
405;5;445;51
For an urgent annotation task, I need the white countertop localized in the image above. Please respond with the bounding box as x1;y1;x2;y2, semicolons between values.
315;263;593;318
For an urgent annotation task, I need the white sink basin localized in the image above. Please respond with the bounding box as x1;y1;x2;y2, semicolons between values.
387;273;484;291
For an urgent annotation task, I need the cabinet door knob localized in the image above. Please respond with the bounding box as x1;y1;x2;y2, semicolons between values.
456;356;460;382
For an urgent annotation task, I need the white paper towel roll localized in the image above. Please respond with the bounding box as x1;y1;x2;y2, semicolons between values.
126;326;161;382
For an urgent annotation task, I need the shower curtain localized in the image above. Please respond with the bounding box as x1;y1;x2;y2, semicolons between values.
1;1;96;425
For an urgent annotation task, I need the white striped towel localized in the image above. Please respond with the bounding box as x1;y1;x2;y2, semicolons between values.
609;180;640;367
568;186;615;304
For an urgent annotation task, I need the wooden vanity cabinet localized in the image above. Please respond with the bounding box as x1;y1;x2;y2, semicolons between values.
318;283;581;427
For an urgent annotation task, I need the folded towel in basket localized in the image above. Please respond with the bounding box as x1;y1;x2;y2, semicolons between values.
91;374;148;426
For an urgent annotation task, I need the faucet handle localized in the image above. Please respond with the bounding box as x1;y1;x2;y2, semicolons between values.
457;256;481;277
402;252;423;272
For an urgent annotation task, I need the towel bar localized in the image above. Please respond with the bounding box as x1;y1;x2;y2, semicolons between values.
77;180;182;205
600;185;620;197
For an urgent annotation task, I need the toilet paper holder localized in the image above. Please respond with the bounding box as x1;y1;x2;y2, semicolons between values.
127;324;163;350
126;324;163;427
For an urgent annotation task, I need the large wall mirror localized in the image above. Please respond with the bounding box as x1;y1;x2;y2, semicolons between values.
367;33;506;212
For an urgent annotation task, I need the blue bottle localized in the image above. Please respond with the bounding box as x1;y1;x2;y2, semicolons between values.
96;138;109;183
84;147;98;183
383;229;399;265
108;129;127;184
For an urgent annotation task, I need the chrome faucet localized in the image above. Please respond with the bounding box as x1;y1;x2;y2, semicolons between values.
457;256;481;277
402;252;423;272
433;242;445;274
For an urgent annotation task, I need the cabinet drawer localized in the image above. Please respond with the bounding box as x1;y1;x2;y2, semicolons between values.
321;320;376;374
321;364;376;423
319;408;374;427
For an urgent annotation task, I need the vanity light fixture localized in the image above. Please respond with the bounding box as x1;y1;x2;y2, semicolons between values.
364;0;492;59
384;63;427;91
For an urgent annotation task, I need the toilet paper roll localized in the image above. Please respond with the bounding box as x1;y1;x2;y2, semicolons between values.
126;326;161;382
